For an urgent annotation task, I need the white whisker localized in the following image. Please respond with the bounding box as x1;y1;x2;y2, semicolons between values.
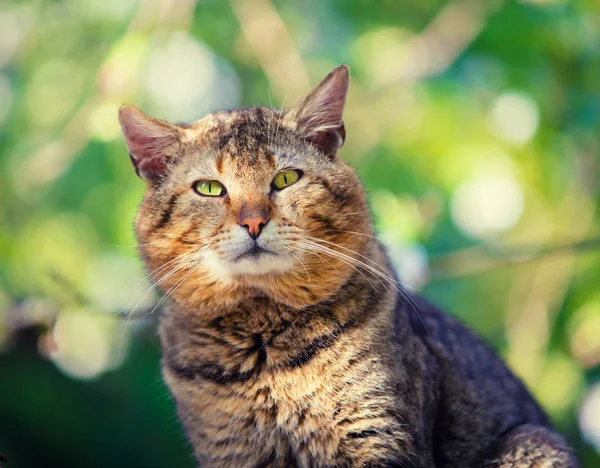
115;245;212;355
293;242;380;292
289;234;429;336
281;246;311;283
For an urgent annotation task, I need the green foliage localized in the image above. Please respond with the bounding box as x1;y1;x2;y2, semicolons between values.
1;0;599;466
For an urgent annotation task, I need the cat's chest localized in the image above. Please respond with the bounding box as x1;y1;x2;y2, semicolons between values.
209;361;339;436
231;371;352;463
160;309;400;465
168;365;348;466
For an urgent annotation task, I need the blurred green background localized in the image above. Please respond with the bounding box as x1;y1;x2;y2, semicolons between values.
1;0;599;466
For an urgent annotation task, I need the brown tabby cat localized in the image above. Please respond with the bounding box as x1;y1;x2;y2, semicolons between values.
118;66;578;467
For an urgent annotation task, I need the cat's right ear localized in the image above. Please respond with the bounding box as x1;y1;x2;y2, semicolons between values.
118;105;183;185
284;65;350;157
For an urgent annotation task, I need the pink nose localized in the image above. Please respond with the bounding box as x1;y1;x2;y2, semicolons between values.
238;216;268;239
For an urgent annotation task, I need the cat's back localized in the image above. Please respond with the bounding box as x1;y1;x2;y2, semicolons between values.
397;295;552;464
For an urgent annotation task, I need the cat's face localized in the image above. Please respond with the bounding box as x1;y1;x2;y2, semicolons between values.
120;66;372;313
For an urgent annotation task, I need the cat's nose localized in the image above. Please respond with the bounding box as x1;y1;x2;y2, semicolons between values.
238;216;269;239
238;203;270;239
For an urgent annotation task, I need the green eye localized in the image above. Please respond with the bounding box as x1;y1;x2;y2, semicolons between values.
273;170;301;190
193;180;225;197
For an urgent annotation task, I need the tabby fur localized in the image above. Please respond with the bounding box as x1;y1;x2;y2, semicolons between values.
119;65;578;467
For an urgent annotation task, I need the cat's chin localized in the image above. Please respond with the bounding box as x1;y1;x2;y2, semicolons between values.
231;254;293;276
204;249;294;279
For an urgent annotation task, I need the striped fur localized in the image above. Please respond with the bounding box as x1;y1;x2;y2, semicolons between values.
120;66;577;467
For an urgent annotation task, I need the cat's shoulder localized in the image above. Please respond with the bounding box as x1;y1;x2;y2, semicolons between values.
400;294;513;376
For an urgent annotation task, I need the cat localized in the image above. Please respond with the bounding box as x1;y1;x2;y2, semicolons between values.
118;65;578;467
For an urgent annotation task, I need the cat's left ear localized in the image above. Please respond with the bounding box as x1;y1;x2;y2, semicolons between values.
285;65;349;157
118;105;185;185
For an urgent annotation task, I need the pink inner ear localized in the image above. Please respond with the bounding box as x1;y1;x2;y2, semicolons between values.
285;65;349;156
120;109;178;183
310;124;345;156
296;89;345;134
127;131;159;151
135;153;170;182
126;133;175;182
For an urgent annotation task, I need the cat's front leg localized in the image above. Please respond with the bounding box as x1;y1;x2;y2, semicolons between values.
481;424;578;468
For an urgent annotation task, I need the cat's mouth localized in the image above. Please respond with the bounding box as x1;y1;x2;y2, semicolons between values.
233;245;276;262
217;239;293;276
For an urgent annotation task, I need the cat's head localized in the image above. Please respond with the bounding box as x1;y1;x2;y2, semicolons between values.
119;65;373;314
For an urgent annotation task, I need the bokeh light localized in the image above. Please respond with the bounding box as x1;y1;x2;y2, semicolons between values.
86;101;122;142
580;383;600;454
1;0;599;466
50;308;127;380
451;176;525;239
487;91;540;145
569;297;600;369
143;32;241;121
